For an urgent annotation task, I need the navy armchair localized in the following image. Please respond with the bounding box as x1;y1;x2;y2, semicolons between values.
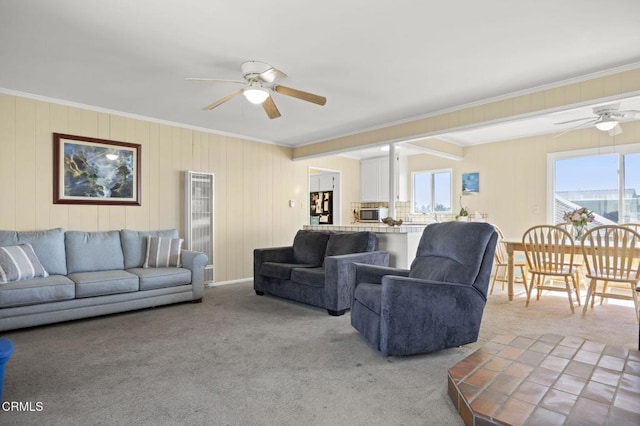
350;222;498;356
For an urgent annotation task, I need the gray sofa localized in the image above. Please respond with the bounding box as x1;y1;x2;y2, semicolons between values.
254;230;389;316
0;228;208;332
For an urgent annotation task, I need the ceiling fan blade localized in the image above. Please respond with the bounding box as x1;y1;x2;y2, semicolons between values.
262;96;281;119
259;67;287;83
186;78;246;84
202;90;243;110
553;119;598;138
554;116;595;125
274;85;327;106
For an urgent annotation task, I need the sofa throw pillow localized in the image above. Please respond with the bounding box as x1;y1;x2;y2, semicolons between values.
0;243;49;283
143;236;183;268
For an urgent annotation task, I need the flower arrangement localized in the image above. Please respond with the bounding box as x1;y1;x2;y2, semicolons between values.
563;207;594;227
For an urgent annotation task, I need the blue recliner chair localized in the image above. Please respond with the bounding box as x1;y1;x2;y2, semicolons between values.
350;222;498;356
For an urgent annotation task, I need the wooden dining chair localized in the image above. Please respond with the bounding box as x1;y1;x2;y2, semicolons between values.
490;225;528;295
598;223;640;306
623;223;640;233
555;222;588;285
522;225;581;313
581;225;640;321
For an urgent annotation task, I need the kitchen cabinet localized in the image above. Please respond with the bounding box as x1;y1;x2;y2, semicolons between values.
185;171;215;283
310;173;335;192
360;155;407;202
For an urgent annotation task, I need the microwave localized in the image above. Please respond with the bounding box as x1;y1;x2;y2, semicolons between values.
359;207;388;222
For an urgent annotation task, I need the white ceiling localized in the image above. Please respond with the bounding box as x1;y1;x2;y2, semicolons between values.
1;0;640;151
438;95;640;146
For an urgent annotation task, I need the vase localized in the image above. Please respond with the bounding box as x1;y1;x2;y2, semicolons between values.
572;223;586;241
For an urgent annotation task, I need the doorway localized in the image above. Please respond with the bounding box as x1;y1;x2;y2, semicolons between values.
309;167;342;225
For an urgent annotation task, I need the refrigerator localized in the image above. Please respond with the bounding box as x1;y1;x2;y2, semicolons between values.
310;191;333;224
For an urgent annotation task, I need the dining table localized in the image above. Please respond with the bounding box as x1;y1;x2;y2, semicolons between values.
502;237;640;301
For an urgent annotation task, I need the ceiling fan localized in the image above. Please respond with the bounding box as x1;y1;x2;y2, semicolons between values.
554;103;639;137
186;61;327;119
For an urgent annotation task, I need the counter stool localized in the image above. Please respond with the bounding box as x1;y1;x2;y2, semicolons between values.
0;338;14;403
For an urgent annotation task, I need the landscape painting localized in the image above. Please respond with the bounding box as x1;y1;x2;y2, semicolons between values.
53;133;141;205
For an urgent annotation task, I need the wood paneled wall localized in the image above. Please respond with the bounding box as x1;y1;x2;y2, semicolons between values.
0;93;359;282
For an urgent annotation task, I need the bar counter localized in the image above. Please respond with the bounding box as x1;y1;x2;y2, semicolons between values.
303;223;428;268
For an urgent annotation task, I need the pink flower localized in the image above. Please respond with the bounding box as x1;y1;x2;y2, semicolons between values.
563;207;595;226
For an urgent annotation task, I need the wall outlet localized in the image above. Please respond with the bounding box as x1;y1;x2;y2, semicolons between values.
289;200;295;208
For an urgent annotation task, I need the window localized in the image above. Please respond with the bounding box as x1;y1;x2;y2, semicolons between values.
412;169;452;214
549;145;640;224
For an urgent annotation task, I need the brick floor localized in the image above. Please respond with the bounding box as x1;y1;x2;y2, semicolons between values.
448;334;640;425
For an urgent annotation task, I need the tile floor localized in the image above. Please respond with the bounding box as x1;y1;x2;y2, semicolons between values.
448;334;640;425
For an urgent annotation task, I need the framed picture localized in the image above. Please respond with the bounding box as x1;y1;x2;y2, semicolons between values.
53;133;141;205
462;172;479;195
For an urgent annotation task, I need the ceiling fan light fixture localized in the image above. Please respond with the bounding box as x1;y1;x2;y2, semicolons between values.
243;87;269;104
595;118;617;131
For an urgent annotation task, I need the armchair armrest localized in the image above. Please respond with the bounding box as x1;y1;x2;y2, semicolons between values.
379;276;486;355
181;249;209;300
324;251;390;312
352;263;410;286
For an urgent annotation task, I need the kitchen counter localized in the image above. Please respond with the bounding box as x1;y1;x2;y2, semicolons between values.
303;223;428;268
304;223;428;233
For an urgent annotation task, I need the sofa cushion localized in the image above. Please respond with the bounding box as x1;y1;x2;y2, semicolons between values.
0;243;49;283
68;270;139;298
144;236;183;268
353;283;382;314
261;262;317;280
65;231;125;273
290;267;326;288
127;267;191;290
0;275;75;308
121;229;179;269
292;230;331;266
0;228;67;275
324;232;377;258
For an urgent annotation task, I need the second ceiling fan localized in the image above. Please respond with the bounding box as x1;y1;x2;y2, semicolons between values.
554;103;639;137
186;61;326;119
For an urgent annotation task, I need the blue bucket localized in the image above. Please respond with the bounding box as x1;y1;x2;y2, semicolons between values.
0;338;14;403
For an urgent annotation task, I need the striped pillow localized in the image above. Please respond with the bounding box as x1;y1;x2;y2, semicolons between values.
0;243;50;283
143;236;183;268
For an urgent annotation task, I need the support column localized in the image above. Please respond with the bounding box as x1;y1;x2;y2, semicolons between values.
388;143;396;219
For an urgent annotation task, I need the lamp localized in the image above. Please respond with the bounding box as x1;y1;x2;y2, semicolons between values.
243;87;269;104
595;117;617;132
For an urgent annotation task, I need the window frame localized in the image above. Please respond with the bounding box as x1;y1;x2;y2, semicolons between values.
411;168;453;215
546;143;640;224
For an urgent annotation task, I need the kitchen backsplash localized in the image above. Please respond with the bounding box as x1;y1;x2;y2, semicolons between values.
350;201;487;224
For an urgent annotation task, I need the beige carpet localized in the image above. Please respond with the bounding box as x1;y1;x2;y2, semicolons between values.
1;281;637;426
